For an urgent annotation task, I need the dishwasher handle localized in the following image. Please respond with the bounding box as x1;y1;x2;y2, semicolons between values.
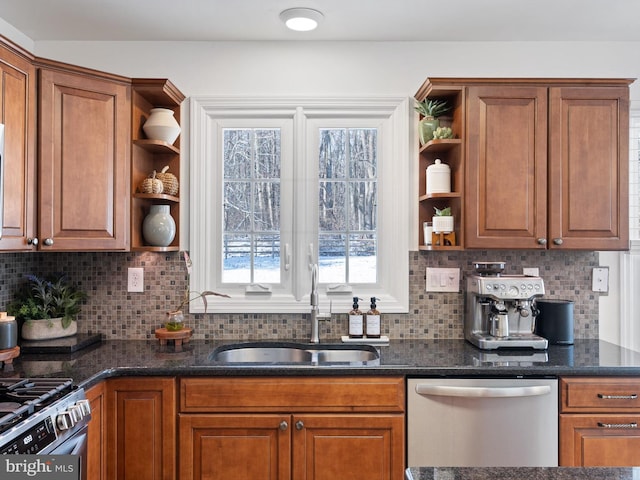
415;384;552;398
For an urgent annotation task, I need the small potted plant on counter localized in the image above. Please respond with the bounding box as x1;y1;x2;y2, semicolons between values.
8;273;87;340
415;99;451;145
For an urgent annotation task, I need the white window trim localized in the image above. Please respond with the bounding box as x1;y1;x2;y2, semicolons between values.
189;96;410;314
619;103;640;351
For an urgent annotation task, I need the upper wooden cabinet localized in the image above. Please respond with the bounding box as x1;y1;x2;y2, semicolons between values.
548;86;630;250
465;84;549;249
416;77;633;251
37;62;131;251
0;40;36;251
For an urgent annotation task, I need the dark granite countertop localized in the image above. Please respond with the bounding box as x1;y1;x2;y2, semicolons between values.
406;467;640;480
3;338;640;388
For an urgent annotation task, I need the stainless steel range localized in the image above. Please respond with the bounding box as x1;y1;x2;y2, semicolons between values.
465;261;548;350
0;378;90;476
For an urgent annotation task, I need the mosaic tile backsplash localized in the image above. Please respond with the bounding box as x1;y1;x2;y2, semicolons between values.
0;250;599;340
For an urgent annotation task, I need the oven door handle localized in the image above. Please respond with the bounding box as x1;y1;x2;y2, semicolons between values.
415;384;552;398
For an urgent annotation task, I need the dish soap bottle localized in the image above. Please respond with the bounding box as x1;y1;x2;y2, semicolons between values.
365;297;381;338
348;297;364;338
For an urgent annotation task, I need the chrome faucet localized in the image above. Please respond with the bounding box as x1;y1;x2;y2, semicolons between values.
309;264;330;343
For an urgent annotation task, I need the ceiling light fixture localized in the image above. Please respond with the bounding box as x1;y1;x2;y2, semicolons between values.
280;8;324;32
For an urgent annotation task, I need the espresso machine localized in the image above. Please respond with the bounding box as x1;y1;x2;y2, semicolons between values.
464;261;548;350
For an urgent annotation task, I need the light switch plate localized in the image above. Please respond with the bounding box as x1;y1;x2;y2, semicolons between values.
592;267;609;293
426;267;460;292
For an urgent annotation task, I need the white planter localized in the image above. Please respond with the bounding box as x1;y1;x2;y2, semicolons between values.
432;215;454;233
21;318;77;340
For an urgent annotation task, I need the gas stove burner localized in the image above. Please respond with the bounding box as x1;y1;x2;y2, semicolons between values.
0;402;21;413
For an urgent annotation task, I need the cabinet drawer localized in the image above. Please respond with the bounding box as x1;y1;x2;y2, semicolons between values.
180;376;405;413
561;377;640;412
559;413;640;466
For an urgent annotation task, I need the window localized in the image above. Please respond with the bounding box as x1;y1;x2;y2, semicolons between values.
189;97;409;314
620;105;640;351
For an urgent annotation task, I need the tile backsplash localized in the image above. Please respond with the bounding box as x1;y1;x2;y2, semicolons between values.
0;250;599;340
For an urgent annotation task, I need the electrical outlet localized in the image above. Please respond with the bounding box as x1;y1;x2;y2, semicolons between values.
523;267;539;277
592;267;609;293
128;267;144;292
426;267;460;292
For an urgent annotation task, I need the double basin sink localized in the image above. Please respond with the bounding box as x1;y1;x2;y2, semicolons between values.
210;341;380;366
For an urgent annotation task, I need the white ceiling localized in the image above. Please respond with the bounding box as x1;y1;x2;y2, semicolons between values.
0;0;639;42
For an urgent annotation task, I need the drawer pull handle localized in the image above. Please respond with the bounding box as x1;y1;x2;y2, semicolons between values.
597;393;638;400
598;422;638;429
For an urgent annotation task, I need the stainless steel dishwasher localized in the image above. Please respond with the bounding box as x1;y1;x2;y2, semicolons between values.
407;377;558;467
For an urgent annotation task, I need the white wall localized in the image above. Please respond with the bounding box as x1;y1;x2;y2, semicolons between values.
23;41;640;100
3;28;639;343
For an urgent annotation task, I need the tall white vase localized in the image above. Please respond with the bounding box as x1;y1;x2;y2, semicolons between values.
143;108;181;144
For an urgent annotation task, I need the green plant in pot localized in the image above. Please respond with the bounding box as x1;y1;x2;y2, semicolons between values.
415;99;451;145
432;206;454;234
7;274;87;340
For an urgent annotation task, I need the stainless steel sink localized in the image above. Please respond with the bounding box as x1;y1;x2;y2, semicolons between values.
209;342;380;365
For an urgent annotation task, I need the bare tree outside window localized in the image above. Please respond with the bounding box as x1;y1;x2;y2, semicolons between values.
318;128;377;283
222;128;281;283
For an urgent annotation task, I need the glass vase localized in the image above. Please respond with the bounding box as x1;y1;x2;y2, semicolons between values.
165;310;184;331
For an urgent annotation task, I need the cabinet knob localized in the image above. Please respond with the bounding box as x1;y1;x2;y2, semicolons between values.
43;238;54;246
27;237;39;246
295;420;304;430
536;238;547;245
553;238;563;245
279;421;288;431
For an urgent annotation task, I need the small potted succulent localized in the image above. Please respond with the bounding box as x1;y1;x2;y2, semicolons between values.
415;99;451;145
432;206;454;234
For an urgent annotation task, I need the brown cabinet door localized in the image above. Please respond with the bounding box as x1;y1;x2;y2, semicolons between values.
465;85;548;248
0;44;36;250
560;414;640;466
548;86;629;249
38;67;130;250
178;414;291;480
86;382;106;480
292;414;404;480
107;377;176;480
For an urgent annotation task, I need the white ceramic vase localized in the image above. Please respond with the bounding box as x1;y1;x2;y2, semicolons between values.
143;108;181;144
142;204;176;247
22;317;77;340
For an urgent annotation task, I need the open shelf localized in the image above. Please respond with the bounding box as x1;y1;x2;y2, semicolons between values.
131;79;185;252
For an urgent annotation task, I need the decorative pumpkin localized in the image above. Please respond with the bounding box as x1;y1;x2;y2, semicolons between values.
156;165;179;196
139;170;164;194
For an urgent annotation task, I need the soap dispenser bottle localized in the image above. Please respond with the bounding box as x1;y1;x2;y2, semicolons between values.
365;297;381;338
348;297;363;338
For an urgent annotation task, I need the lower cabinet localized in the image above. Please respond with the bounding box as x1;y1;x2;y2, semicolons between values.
106;377;177;480
178;376;405;480
86;382;106;480
559;377;640;466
